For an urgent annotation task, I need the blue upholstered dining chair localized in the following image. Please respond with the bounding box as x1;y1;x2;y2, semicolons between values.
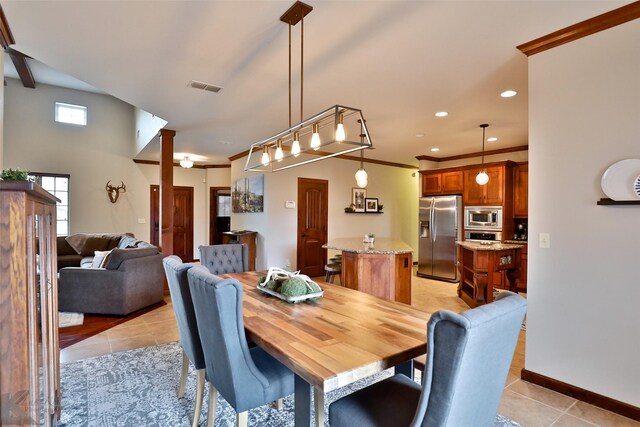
162;256;206;427
199;244;249;275
329;292;527;427
187;265;294;427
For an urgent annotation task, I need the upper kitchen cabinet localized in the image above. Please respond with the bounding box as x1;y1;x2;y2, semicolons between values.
463;164;513;206
514;163;528;217
421;170;463;196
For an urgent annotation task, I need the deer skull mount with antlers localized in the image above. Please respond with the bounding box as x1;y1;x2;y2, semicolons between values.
105;181;126;203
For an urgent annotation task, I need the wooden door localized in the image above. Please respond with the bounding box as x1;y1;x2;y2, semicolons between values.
150;185;194;261
297;178;328;277
209;187;231;244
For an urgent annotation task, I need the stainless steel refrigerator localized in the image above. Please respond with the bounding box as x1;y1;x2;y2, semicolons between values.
418;195;462;282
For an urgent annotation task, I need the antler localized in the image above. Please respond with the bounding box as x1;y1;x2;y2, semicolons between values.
106;180;126;203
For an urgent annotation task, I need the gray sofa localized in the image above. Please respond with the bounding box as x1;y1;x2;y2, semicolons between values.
58;234;164;316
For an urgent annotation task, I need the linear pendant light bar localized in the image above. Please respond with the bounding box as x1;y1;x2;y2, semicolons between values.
245;104;373;172
244;1;373;172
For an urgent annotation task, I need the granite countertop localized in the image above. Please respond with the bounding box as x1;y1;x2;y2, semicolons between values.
323;238;413;254
503;240;528;244
456;241;525;251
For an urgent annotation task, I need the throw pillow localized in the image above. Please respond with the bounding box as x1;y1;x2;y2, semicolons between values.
118;235;138;249
91;250;112;269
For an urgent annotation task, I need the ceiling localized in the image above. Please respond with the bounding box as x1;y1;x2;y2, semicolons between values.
2;1;628;167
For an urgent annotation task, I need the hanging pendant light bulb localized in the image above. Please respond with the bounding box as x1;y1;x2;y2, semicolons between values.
355;119;368;188
275;139;284;162
311;123;321;150
335;113;346;142
476;124;490;185
261;146;270;166
291;131;301;156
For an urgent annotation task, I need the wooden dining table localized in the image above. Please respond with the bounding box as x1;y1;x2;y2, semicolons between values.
225;271;431;427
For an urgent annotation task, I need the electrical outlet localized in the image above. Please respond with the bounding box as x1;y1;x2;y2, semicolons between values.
539;233;550;249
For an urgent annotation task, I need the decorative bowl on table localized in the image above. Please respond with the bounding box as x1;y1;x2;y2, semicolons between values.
257;267;323;303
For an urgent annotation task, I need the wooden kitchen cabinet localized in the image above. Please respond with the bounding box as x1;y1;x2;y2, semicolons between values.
514;163;528;217
463;166;507;205
517;244;528;292
421;170;463;196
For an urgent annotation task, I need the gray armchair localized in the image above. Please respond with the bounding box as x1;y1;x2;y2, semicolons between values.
329;292;527;427
162;256;206;427
58;246;164;315
199;244;249;274
187;266;294;427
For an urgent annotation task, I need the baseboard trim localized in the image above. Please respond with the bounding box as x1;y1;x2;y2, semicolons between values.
521;369;639;421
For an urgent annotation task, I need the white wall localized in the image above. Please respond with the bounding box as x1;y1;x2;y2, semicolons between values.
134;107;167;156
527;21;640;406
230;156;418;270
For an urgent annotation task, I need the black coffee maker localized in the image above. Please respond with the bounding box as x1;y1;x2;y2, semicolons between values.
514;218;528;241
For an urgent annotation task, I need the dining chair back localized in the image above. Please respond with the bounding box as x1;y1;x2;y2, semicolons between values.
199;244;249;274
162;256;206;427
329;292;527;427
187;265;294;425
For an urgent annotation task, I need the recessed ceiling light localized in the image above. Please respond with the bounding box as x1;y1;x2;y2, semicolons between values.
500;90;517;98
219;140;233;145
487;137;498;142
415;133;426;138
435;111;448;117
431;147;440;152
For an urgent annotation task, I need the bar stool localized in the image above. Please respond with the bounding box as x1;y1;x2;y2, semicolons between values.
324;263;341;285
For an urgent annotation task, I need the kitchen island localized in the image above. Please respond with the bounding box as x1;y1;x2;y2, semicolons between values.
323;238;413;304
457;241;525;307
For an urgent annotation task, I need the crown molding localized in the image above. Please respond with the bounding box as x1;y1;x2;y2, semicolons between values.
517;2;640;56
416;145;528;163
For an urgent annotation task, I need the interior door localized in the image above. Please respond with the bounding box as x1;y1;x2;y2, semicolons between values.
150;185;194;261
297;178;328;277
209;187;231;244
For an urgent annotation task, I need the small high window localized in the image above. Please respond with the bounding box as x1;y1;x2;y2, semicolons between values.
55;102;87;126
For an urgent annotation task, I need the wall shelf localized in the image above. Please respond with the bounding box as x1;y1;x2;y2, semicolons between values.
596;198;640;206
344;211;384;214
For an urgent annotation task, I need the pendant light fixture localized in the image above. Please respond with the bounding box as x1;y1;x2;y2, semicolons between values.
179;156;194;169
476;124;490;185
244;1;372;172
355;119;368;188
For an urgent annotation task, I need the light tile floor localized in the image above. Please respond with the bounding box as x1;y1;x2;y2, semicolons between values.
60;274;638;427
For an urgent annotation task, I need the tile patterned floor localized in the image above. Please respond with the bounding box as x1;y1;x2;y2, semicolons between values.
60;274;638;427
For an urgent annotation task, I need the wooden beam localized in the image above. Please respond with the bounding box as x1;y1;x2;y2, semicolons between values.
159;129;176;258
517;1;640;56
6;48;35;89
0;4;15;48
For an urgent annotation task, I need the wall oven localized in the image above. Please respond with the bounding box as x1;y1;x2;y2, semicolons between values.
464;230;503;242
464;206;503;230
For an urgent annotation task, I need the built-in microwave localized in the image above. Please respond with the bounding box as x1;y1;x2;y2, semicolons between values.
464;206;503;230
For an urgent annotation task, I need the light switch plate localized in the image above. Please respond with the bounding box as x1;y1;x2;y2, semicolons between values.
138;218;146;224
285;200;296;209
539;233;550;249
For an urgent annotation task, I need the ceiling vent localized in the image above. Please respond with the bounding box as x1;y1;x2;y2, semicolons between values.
189;80;223;93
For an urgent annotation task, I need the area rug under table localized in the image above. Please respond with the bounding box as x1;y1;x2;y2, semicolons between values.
58;341;521;426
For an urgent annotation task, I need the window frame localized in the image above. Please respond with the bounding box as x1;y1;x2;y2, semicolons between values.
54;102;88;126
28;172;71;236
